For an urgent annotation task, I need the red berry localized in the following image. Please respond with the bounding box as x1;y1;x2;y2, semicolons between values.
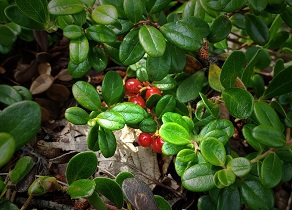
137;133;153;147
125;78;143;95
145;87;162;100
129;95;146;108
151;136;164;153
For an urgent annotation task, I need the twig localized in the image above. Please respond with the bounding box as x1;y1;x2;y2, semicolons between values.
20;194;33;210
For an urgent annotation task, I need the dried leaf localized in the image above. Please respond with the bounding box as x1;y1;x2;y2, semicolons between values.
46;84;70;102
56;69;73;81
33;30;48;52
14;60;39;83
40;106;51;122
183;54;203;74
38;62;52;75
30;74;54;94
0;66;6;74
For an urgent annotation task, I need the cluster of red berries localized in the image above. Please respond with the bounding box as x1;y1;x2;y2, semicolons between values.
137;133;164;153
124;78;162;108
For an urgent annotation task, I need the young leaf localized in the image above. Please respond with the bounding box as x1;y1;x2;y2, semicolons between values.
102;71;125;106
252;125;286;148
48;0;84;15
69;35;89;64
91;5;118;25
207;15;231;43
200;137;226;167
0;84;22;106
67;179;96;199
0;101;41;150
66;151;98;185
162;112;191;131
227;157;251;177
260;152;282;188
176;71;205;103
9;156;34;184
222;88;254;119
96;111;125;130
0;133;15;168
123;0;144;23
65;107;89;125
159;122;191;145
85;25;116;43
72;81;101;111
182;163;215;192
98;127;116;158
139;25;166;57
213;169;236;188
94;177;124;208
245;14;269;46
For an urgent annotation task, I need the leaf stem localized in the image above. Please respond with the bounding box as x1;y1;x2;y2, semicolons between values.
250;148;276;164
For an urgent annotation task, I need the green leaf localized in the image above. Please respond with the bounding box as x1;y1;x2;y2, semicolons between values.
208;63;225;92
281;7;292;28
0;198;20;209
72;81;101;111
13;86;32;101
217;184;241;210
67;58;91;78
92;5;118;25
155;95;176;119
88;192;107;210
139;118;157;133
57;15;74;30
222;88;254;119
248;0;268;11
214;169;236;188
9;156;34;184
86;25;116;43
200;137;226;167
0;84;22;106
162;112;192;132
182;163;215;192
111;102;147;124
245;14;269;46
230;13;245;29
253;101;284;132
162;142;189;155
65;107;89;125
0;101;41;150
252;125;286;148
119;28;145;66
241;49;261;87
200;119;234;139
183;0;206;20
66;151;98;185
199;92;220;118
102;71;124;106
240;179;274;209
260;152;282;188
88;47;108;71
155;195;172;210
0;133;15;168
227;157;251;177
73;10;86;26
220;51;246;89
176;71;205;103
28;176;61;196
123;0;144;23
48;0;84;15
0;26;16;47
175;157;190;176
147;0;171;14
202;130;229;145
262;66;292;99
94;177;124;208
160;20;203;51
67;179;96;199
159;122;191;145
182;16;210;38
167;43;186;73
197;195;216;210
15;0;49;25
177;149;198;163
87;125;100;151
242;124;265;152
207;15;231;43
115;171;134;186
69;35;89;64
139;25;166;57
98;127;116;158
146;51;171;81
96;111;125;130
63;25;83;39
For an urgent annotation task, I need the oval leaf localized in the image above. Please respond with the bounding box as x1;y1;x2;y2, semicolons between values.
159;122;191;145
96;111;125;130
155;95;176;119
245;14;269;46
86;25;116;43
200;137;226;167
92;4;118;25
65;107;89;125
69;35;89;64
9;156;34;184
123;0;144;23
227;157;251;177
0;133;15;168
98;127;116;158
67;179;96;199
207;15;231;43
48;0;84;15
0;84;22;106
252;125;286;148
67;58;91;78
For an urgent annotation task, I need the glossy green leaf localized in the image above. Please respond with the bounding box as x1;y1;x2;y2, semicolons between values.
57;15;74;30
86;25;116;43
139;25;166;57
98;127;116;158
15;0;49;25
96;111;125;130
262;66;292;99
245;14;269;46
66;151;98;185
281;162;292;182
252;125;286;148
227;157;251;177
176;71;205;103
252;74;265;98
230;13;245;29
0;133;15;168
200;119;234;139
249;0;268;12
0;101;41;150
155;95;176;119
241;49;261;87
147;0;171;14
208;63;225;92
182;163;215;192
183;0;205;19
67;58;91;78
28;176;61;196
207;15;231;43
0;26;16;47
240;179;274;209
9;156;34;184
199;92;220;118
159;122;191;145
88;192;107;210
175;158;190;176
220;51;246;89
222;88;254;119
167;43;186;74
115;171;135;186
48;0;84;15
260;152;282;188
0;84;22;106
155;195;171;210
214;169;236;188
72;10;86;26
72;81;101;111
102;71;124;106
88;47;108;71
146;51;171;81
160;20;203;51
87;125;99;151
123;0;144;23
253;101;284;132
119;28;145;66
94;177;124;208
63;25;83;39
152;76;177;91
202;130;229;145
245;47;271;70
182;16;210;38
217;184;241;210
197;195;215;210
92;5;118;25
177;149;198;163
242;124;265;152
67;179;96;199
139;118;157;133
201;137;226;167
65;107;89;125
281;7;292;28
13;86;32;101
162;142;190;155
99;0;126;19
69;35;89;64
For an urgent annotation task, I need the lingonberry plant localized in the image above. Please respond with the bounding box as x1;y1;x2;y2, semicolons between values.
0;0;292;209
